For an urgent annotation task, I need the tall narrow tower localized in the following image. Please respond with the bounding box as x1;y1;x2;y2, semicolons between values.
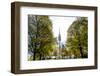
58;28;61;58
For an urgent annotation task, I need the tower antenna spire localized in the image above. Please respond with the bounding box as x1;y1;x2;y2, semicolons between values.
58;28;61;41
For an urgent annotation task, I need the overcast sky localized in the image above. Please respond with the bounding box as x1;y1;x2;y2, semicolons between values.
49;16;76;44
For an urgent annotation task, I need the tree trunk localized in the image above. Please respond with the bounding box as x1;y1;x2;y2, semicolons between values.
33;52;36;60
39;54;42;60
79;43;84;58
33;43;37;60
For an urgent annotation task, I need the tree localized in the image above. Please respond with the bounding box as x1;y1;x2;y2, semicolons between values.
66;17;88;58
28;15;54;60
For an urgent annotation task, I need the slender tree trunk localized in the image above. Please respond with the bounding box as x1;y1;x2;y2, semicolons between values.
39;54;42;60
78;33;84;58
33;52;36;60
32;43;36;60
79;43;84;58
